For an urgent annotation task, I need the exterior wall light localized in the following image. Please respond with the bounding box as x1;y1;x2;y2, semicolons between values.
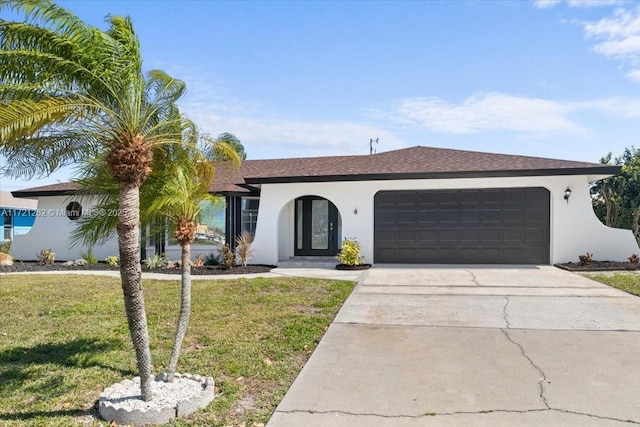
353;208;358;215
564;187;572;204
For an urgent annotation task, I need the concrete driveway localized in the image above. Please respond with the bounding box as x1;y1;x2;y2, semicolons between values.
267;266;640;427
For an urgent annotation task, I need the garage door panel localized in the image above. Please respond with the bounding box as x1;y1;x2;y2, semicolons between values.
459;210;480;223
417;230;439;243
374;188;550;264
438;229;458;243
397;230;416;243
503;229;524;242
482;230;503;243
525;229;547;243
459;230;481;244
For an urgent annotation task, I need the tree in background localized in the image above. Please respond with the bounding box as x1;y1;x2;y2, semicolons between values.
0;0;188;400
591;147;640;242
213;132;247;161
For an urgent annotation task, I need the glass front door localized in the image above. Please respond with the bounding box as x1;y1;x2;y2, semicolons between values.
295;196;339;256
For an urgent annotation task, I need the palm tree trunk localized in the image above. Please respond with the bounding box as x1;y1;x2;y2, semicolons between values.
166;242;192;382
117;183;153;401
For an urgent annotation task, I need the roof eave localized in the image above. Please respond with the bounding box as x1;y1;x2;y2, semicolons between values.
244;166;623;184
11;189;81;198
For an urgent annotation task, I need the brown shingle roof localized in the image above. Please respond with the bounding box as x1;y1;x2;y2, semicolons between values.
11;182;80;197
14;146;620;196
212;146;619;188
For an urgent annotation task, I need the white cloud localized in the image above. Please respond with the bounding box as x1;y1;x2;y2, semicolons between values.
176;93;402;159
374;93;640;137
568;0;622;7
627;69;640;81
534;0;562;8
373;93;585;137
592;35;640;56
534;1;640;82
581;5;640;81
185;109;403;159
572;96;640;117
534;0;622;9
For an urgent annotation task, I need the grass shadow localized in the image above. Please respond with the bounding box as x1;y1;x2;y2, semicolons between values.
0;337;135;391
0;407;95;422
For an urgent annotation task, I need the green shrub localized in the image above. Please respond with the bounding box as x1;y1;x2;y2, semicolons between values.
145;253;167;269
336;238;364;266
0;240;11;254
204;253;218;266
217;243;235;268
38;249;55;265
105;255;119;267
81;247;98;265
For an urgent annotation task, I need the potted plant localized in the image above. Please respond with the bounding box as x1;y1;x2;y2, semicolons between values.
335;238;371;270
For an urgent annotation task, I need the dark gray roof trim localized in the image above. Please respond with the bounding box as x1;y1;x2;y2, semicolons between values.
11;189;78;198
245;166;622;184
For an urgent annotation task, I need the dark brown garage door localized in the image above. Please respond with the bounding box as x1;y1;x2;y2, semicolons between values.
374;188;550;264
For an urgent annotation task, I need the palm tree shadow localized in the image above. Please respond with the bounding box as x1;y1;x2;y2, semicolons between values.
0;408;97;423
0;337;136;421
0;337;135;392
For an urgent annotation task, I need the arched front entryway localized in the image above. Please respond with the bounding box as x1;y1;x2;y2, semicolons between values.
294;196;340;256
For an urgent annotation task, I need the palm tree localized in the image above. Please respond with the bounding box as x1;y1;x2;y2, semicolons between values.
146;140;239;381
0;0;187;400
73;135;240;382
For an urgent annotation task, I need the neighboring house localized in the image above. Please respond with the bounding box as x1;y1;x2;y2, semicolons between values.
10;146;640;264
0;190;37;242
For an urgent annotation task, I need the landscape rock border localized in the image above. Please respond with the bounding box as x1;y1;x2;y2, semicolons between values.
99;373;214;425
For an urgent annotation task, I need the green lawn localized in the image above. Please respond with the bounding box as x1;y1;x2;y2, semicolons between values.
0;274;354;426
583;271;640;297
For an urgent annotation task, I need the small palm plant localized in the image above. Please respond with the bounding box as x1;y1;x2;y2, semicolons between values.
235;232;254;267
146;140;239;382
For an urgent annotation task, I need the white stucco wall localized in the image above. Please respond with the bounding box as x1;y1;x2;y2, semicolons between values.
14;174;639;265
10;195;119;261
249;175;639;265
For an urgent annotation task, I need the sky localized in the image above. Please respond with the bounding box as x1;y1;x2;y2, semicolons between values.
1;0;639;192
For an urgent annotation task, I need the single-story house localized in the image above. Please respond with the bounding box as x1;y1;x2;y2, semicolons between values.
0;190;37;242
10;146;639;264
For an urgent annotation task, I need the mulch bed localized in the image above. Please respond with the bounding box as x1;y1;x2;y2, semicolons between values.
0;262;275;275
7;261;638;274
335;263;371;270
555;261;640;272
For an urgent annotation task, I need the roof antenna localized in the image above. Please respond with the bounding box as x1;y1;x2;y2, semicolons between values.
369;138;379;155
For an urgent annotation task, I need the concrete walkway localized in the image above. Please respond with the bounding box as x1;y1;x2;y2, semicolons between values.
268;265;640;426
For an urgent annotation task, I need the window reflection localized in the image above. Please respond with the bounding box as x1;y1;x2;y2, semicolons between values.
241;197;259;238
168;199;226;246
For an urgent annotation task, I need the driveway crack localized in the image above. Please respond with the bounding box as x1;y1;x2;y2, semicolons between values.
274;408;640;424
501;329;549;409
467;270;481;286
503;296;510;328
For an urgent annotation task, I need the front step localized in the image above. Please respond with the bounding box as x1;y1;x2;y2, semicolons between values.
277;256;337;269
